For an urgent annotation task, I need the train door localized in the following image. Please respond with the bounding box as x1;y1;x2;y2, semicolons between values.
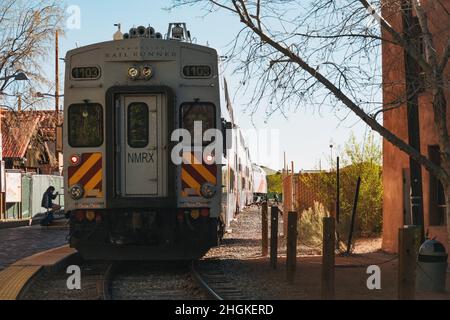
116;94;167;197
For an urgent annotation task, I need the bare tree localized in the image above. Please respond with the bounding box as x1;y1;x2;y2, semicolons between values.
170;0;450;241
0;0;65;111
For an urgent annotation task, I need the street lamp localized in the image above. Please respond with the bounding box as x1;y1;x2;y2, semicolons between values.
329;143;334;167
35;92;64;98
0;72;29;82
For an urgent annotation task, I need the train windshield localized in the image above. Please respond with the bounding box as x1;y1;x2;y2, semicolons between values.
68;103;103;147
181;102;216;142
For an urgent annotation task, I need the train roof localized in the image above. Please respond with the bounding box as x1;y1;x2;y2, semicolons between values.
67;22;218;58
65;37;218;60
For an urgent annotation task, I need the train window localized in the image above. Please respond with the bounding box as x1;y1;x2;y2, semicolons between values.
181;103;216;144
68;103;103;147
127;102;149;148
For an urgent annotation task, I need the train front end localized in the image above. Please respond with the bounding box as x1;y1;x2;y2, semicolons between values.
63;24;224;260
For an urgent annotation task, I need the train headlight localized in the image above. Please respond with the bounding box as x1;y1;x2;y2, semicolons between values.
142;66;153;80
69;184;84;200
200;183;216;199
128;67;139;80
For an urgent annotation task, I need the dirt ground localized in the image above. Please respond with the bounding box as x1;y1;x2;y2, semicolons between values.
203;206;450;300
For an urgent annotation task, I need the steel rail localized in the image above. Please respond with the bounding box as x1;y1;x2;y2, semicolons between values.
190;261;224;301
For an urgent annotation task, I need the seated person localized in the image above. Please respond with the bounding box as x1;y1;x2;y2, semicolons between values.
40;186;60;226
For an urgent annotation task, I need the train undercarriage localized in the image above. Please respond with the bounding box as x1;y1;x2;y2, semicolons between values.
69;209;224;260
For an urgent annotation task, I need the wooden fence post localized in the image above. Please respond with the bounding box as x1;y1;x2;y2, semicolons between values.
398;225;421;300
270;206;279;270
286;211;298;283
322;217;335;300
262;202;269;257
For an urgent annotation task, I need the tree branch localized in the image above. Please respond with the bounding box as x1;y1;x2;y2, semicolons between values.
231;0;446;181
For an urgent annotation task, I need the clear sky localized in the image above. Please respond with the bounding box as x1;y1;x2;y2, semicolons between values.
41;0;377;171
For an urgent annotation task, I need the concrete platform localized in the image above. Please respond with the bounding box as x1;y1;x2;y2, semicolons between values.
0;225;69;271
0;246;76;300
0;220;32;230
0;213;67;230
39;219;69;230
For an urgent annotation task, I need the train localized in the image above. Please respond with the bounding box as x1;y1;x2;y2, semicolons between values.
63;22;266;260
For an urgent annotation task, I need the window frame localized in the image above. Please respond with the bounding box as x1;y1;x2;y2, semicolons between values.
68;103;104;148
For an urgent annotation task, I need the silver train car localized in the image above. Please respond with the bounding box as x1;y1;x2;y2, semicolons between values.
219;78;255;231
252;164;268;203
63;23;254;260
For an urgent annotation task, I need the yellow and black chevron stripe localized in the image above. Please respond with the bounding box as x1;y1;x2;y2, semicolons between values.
181;152;217;197
68;153;103;198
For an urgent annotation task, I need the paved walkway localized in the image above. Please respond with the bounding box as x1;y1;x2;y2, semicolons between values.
0;226;69;271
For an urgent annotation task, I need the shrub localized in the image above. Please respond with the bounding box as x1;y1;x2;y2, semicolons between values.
300;132;383;246
298;201;327;248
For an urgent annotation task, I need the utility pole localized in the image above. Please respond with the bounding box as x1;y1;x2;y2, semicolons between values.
329;144;334;217
53;30;61;173
55;30;59;114
0;98;3;220
17;95;22;112
336;156;340;224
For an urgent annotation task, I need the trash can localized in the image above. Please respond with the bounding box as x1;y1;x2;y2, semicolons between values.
416;239;448;292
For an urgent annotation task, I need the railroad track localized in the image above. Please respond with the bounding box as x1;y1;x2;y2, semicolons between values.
190;260;248;300
104;261;209;300
21;259;114;300
103;260;248;300
23;257;247;300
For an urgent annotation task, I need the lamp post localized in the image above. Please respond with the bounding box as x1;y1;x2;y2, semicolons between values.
328;143;334;219
0;72;29;219
35;92;64;98
329;143;334;169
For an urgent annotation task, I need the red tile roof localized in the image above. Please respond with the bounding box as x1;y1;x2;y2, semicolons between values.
1;111;61;159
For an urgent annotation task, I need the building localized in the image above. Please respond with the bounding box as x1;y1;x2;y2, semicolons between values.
1;110;61;174
382;1;450;252
0;110;63;220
